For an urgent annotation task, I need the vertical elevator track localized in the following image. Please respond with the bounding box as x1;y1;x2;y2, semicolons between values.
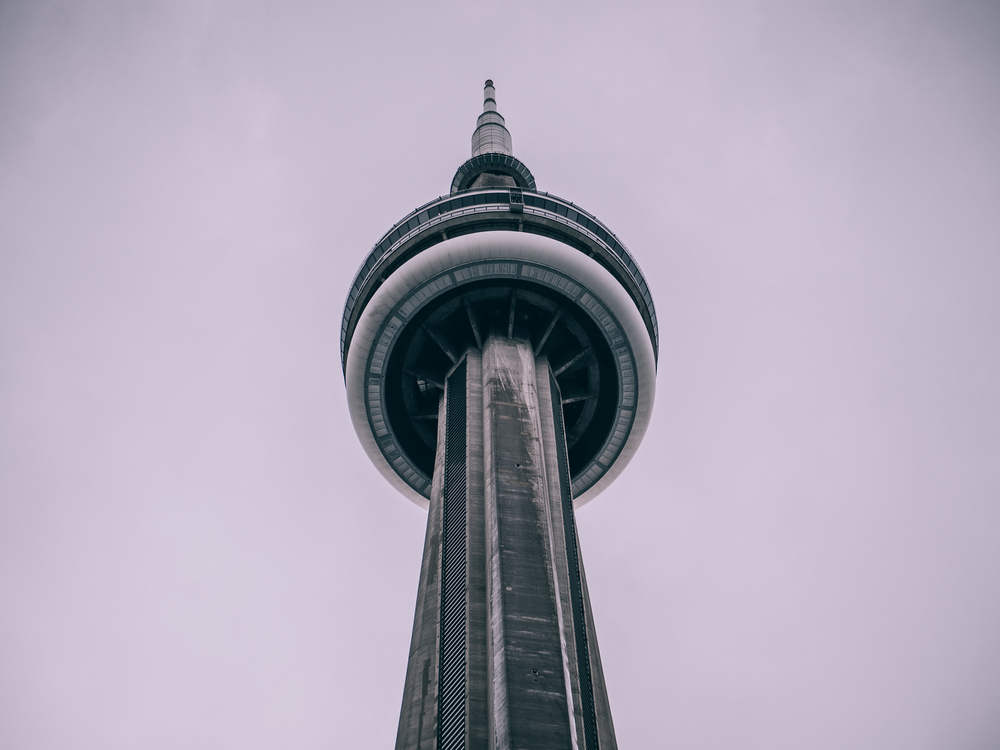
439;360;468;750
551;369;600;750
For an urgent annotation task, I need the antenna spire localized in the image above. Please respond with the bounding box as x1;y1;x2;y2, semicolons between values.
472;78;512;156
483;79;497;112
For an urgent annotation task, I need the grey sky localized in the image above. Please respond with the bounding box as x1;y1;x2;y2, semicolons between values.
1;1;998;748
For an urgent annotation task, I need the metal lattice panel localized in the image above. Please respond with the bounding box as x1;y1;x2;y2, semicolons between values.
439;360;468;750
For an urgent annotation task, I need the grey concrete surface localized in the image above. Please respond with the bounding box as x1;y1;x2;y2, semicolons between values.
395;338;615;749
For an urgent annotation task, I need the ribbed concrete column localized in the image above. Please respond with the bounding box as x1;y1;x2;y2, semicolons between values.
394;337;616;750
482;336;574;750
539;360;618;750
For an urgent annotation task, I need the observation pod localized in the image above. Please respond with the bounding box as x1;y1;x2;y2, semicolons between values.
341;81;658;750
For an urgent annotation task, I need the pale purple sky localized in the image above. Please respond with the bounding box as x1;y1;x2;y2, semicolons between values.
1;1;999;748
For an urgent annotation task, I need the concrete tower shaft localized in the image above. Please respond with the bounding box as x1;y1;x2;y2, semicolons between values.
394;339;617;750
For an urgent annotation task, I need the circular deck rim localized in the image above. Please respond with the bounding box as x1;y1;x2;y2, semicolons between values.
450;153;536;194
340;188;659;377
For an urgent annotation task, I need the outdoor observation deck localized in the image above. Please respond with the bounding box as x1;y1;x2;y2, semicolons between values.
341;187;659;371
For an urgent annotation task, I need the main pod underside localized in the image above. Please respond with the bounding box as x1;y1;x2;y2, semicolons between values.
344;222;656;507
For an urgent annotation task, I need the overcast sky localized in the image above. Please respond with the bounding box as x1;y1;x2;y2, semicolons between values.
1;1;999;749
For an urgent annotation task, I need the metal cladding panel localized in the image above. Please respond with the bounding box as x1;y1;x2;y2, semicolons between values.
471;122;512;157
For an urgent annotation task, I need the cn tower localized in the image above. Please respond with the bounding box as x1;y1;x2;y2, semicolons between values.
341;81;657;750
